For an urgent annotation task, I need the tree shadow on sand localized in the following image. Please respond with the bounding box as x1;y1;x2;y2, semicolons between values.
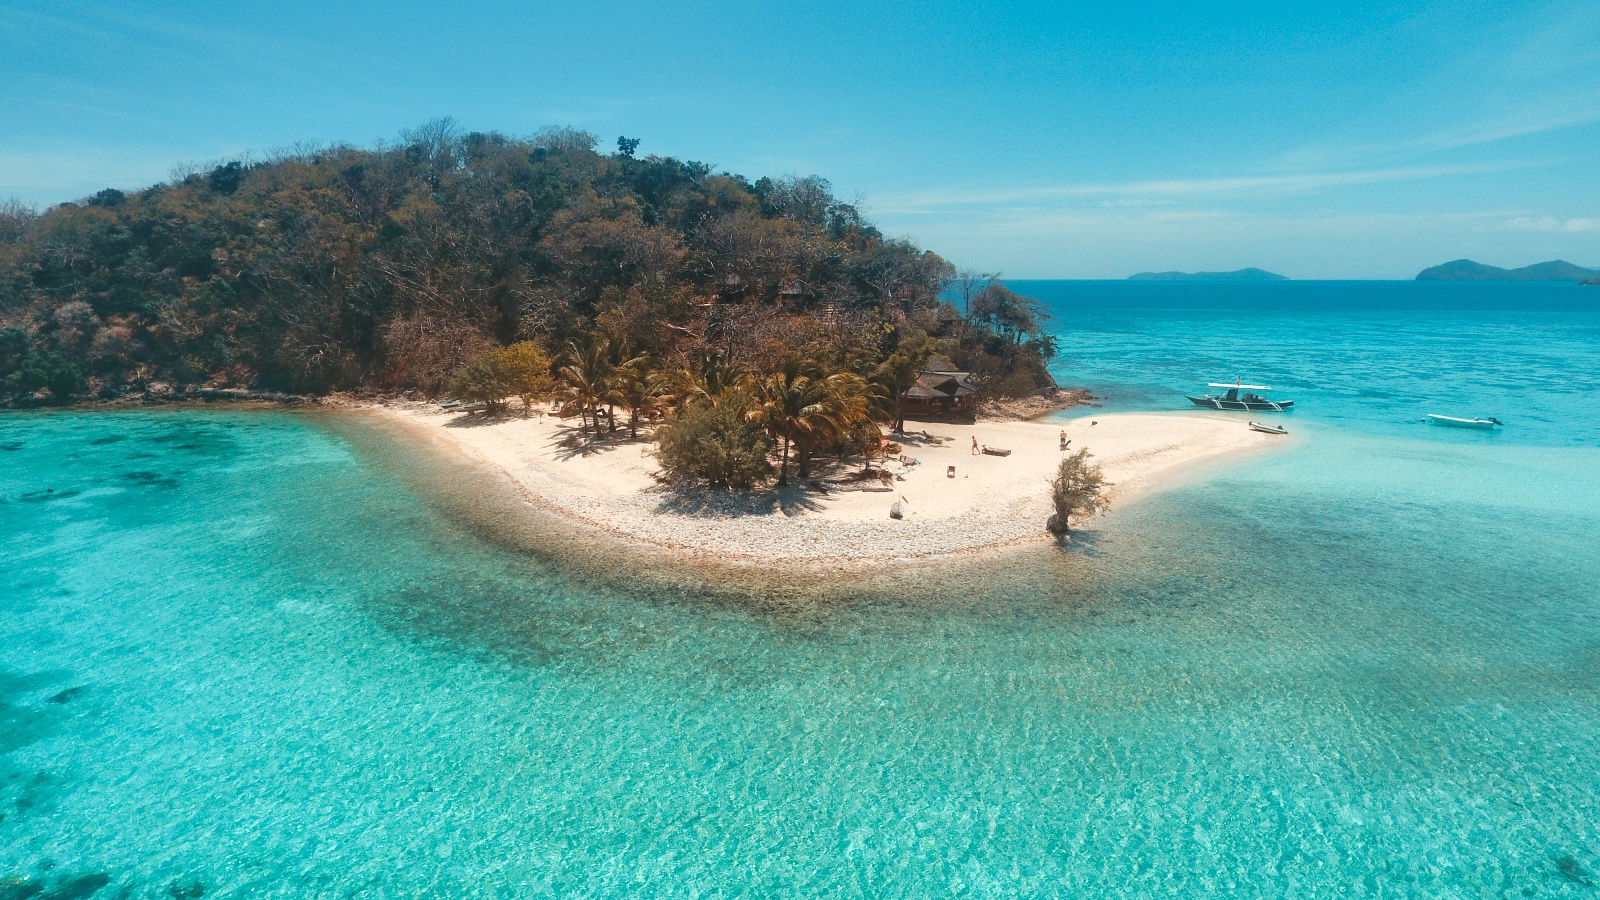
441;410;521;428
648;481;830;519
547;422;654;462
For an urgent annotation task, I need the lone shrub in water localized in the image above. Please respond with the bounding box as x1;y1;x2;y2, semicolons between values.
657;399;774;489
1047;448;1110;537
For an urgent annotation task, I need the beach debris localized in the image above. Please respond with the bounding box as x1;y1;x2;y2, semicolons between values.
890;496;906;519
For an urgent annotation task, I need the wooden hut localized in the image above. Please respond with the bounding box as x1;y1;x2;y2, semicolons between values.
902;357;978;420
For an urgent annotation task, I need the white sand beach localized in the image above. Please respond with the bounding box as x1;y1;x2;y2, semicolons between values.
375;404;1284;568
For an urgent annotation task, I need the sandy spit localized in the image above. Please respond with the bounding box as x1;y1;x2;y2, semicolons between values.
363;402;1286;573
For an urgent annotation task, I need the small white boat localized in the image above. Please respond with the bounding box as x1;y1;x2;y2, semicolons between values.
1426;414;1502;430
1248;421;1288;435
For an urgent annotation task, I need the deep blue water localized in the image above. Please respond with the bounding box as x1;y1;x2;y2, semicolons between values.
1017;279;1600;444
3;282;1599;897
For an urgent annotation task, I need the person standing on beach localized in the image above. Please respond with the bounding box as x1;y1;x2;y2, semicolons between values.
1059;430;1069;451
971;436;979;455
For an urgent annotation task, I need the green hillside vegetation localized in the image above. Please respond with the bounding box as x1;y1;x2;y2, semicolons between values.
1128;267;1287;282
1415;259;1600;281
0;120;1055;411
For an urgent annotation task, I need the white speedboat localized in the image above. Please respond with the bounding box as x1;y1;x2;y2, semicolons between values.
1426;414;1502;430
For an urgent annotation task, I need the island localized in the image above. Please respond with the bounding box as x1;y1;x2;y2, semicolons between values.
1128;268;1288;282
1415;259;1600;281
0;123;1284;564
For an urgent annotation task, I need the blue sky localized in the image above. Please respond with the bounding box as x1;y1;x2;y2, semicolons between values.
2;0;1596;278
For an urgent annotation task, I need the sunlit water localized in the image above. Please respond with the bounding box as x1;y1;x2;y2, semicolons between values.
3;282;1599;897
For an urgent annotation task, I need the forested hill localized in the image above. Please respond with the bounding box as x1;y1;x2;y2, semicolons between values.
0;122;1053;405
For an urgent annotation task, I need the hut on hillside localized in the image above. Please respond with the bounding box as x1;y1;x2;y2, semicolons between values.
902;356;978;420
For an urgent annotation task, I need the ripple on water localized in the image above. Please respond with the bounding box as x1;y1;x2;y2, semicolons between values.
1;373;1598;896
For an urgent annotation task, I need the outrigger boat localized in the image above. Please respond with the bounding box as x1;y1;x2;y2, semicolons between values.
1187;382;1294;412
1426;414;1502;430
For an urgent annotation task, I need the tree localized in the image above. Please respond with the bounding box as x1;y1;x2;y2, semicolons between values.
666;348;742;408
208;161;246;195
1046;449;1111;538
449;352;510;414
493;341;553;415
557;337;612;433
970;281;1049;348
656;399;774;488
871;338;933;433
744;355;868;485
951;269;996;319
847;416;885;474
613;360;668;438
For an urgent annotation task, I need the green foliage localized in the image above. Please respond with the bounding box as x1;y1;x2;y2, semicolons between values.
207;162;246;195
556;337;613;432
494;341;553;414
978;368;1043;400
656;399;774;489
871;338;933;431
666;348;743;408
449;353;511;413
0;123;1047;411
1047;449;1111;537
744;355;869;484
1;345;83;400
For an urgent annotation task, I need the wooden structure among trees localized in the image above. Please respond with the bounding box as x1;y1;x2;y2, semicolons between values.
901;356;977;420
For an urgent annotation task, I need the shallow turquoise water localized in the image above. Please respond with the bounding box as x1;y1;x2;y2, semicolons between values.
4;283;1600;896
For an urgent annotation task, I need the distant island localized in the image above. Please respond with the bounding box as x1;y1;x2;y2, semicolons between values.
1128;268;1288;282
1415;259;1600;282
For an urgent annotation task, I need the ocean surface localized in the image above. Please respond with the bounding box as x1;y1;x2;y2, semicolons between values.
4;282;1600;897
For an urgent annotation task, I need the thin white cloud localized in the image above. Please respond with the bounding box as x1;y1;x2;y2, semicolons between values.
1304;101;1600;164
873;162;1525;214
1504;216;1600;234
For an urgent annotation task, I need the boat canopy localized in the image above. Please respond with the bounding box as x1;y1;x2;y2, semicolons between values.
1207;383;1272;391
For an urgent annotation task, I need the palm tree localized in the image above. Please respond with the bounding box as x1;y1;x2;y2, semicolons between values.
663;348;743;410
744;355;868;485
614;361;669;438
557;337;611;433
870;342;932;433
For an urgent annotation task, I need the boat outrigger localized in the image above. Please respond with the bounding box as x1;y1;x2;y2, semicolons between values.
1426;414;1502;430
1187;382;1294;412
